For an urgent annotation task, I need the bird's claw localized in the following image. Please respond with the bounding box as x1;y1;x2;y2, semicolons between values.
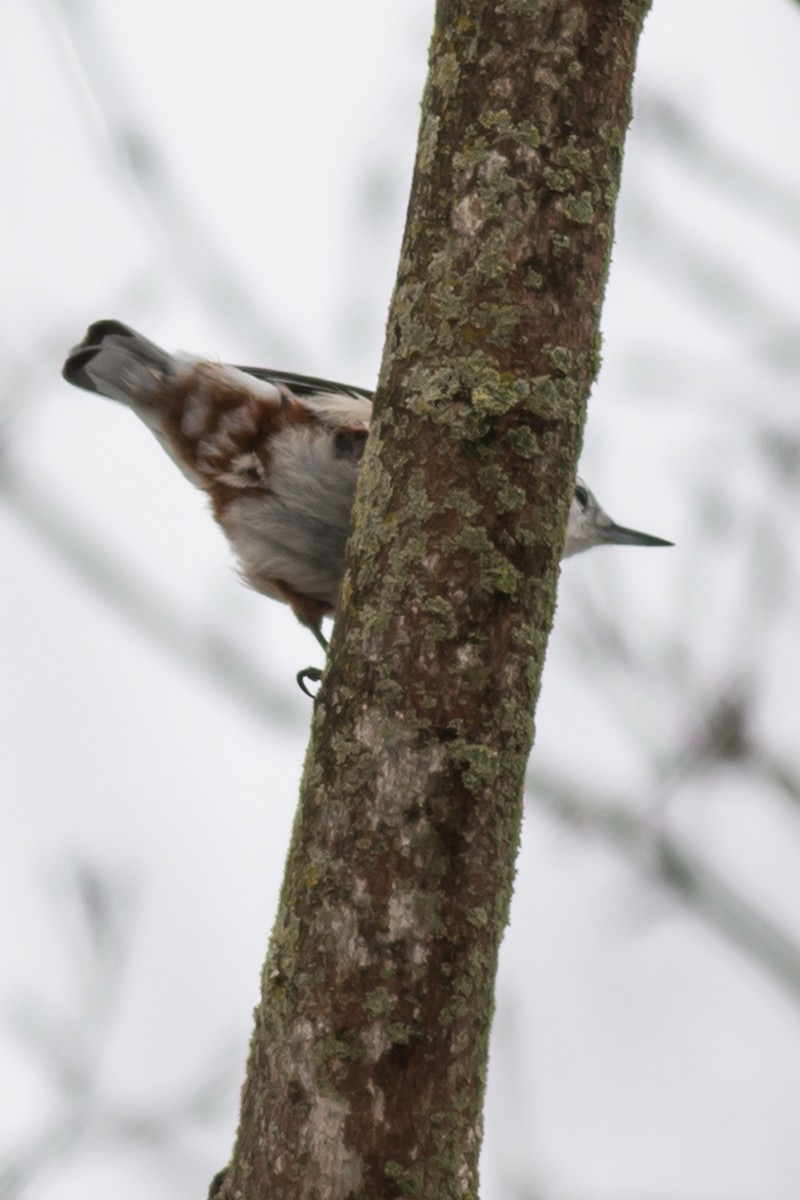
297;666;323;697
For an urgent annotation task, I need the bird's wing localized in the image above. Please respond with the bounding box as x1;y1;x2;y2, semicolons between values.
234;365;374;404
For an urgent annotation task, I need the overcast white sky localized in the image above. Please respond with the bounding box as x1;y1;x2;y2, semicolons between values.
3;3;800;1199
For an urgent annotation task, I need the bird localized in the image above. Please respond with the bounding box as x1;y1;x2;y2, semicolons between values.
63;320;672;688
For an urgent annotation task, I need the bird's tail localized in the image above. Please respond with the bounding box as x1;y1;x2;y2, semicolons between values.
62;319;175;405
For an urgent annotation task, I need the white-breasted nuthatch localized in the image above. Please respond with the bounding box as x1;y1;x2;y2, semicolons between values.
63;320;672;660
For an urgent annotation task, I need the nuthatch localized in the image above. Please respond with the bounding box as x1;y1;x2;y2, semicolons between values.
63;320;671;684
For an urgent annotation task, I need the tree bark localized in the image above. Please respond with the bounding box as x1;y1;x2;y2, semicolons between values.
217;1;650;1197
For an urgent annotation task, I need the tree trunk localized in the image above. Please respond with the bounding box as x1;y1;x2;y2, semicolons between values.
216;1;650;1196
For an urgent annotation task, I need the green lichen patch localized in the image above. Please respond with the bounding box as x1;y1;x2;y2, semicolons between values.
417;112;441;173
471;301;520;348
447;740;501;792
503;425;542;460
384;1160;422;1197
433;50;461;99
544;346;574;377
562;190;595;224
364;987;398;1019
386;1022;414;1045
442;525;522;596
553;138;592;173
476;464;526;514
479;109;542;150
466;906;489;929
423;594;460;641
542;165;577;193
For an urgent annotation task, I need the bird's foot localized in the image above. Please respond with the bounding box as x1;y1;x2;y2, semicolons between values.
297;666;323;697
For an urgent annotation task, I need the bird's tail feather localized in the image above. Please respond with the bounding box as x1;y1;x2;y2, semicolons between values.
62;320;174;405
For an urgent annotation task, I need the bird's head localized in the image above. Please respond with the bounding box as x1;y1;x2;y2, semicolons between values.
564;477;673;557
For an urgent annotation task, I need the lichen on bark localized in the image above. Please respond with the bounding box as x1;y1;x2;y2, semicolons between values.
216;2;651;1198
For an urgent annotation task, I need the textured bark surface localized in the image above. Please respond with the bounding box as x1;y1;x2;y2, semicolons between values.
218;2;650;1197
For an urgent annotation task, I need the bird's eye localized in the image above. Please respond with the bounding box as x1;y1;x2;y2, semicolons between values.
574;483;589;510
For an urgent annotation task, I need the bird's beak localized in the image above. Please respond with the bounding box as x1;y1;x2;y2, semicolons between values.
601;521;674;549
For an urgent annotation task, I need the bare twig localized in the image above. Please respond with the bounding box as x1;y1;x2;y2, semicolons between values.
0;461;295;726
529;774;800;1002
0;865;237;1200
638;94;800;242
35;0;298;361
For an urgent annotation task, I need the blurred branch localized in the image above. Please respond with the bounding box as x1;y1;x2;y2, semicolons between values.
36;0;298;361
0;864;134;1200
0;274;164;426
564;458;794;803
6;442;799;1006
0;460;296;727
528;773;800;1002
541;476;800;1001
627;195;800;374
0;865;236;1200
753;745;800;811
637;94;800;242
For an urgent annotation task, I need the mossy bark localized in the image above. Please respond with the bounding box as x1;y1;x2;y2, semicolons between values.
217;1;650;1197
